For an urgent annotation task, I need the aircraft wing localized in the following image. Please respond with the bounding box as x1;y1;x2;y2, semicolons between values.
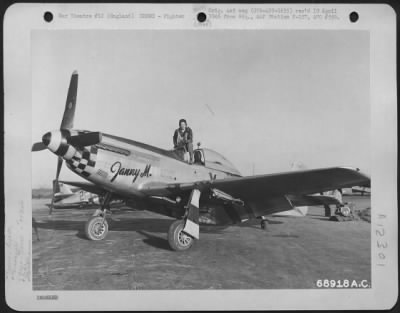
287;194;342;207
59;180;106;196
142;167;369;196
141;167;369;216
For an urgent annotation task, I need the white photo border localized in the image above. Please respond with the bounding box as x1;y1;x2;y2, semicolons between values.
4;3;397;310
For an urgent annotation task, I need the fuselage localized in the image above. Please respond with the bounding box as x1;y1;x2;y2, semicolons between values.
44;129;241;201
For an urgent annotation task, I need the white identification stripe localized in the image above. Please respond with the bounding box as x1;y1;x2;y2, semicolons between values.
48;131;62;152
190;189;201;208
183;219;199;239
64;145;77;160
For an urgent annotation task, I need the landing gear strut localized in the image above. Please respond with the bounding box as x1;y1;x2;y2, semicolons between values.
330;203;355;222
168;189;200;251
85;192;112;241
258;216;268;230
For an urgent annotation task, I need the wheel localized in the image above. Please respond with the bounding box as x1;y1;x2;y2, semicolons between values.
168;220;194;251
340;206;352;217
261;220;267;230
85;216;109;240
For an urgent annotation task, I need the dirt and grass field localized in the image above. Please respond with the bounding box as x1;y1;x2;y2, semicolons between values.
32;195;371;290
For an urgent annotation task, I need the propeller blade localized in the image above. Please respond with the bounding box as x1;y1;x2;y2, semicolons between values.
56;156;63;180
60;71;78;130
32;142;47;152
49;157;63;215
49;180;56;216
67;132;102;147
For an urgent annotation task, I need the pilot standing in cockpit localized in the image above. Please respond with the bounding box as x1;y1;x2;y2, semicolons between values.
173;118;194;164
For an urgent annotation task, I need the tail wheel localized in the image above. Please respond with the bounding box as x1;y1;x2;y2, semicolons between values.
340;206;352;217
85;216;109;240
168;220;194;251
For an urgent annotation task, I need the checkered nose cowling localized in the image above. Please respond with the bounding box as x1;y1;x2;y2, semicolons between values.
66;145;98;178
41;129;99;179
42;129;78;160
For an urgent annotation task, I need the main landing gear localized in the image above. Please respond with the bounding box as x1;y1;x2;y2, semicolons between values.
84;190;202;252
257;216;268;230
85;192;112;241
330;203;355;222
168;189;201;251
260;219;268;230
168;220;195;251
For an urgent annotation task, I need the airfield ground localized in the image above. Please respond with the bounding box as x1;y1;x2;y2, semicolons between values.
32;195;371;290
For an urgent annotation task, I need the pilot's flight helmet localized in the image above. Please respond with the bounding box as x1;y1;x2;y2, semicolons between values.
179;119;187;126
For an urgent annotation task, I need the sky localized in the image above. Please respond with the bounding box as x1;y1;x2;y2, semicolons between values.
32;30;370;188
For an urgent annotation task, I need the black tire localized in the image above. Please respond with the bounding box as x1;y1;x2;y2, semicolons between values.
168;220;194;251
261;220;268;230
85;216;109;240
340;206;352;217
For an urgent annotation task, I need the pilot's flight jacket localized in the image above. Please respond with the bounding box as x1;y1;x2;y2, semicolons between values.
173;127;193;148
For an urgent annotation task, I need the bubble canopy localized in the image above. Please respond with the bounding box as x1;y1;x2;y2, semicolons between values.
195;148;241;176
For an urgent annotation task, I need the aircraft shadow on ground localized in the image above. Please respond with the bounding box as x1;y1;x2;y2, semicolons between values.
310;216;333;221
271;234;300;238
34;218;172;233
136;230;172;251
50;203;126;210
33;217;234;242
239;219;284;229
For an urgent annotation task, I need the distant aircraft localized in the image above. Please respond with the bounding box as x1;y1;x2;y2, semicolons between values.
50;181;102;209
342;185;371;196
351;186;371;195
32;71;370;251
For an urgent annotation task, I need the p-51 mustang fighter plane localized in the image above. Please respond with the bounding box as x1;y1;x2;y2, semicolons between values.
49;181;103;210
32;71;370;251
